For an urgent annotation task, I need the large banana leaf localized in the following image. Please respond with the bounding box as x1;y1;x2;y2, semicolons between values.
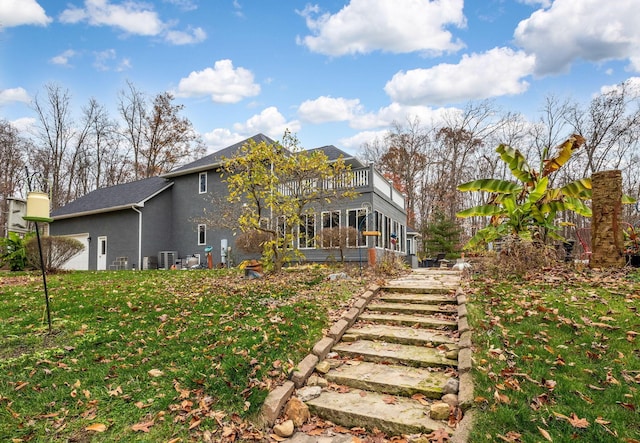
456;205;505;218
560;178;592;198
563;197;592;217
524;176;548;208
541;134;586;177
458;178;522;194
496;144;535;184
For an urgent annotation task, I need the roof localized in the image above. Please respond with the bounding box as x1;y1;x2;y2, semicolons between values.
162;133;276;177
308;145;365;168
51;176;173;220
164;134;365;178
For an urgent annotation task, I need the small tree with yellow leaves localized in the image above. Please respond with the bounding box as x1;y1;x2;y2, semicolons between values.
222;132;357;272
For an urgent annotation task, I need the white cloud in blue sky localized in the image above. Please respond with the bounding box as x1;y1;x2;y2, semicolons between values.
2;1;640;154
297;0;466;56
0;0;51;27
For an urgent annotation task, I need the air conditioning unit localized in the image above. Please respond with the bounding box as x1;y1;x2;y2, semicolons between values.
158;251;177;270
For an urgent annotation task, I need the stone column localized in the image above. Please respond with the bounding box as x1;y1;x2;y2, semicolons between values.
590;170;625;268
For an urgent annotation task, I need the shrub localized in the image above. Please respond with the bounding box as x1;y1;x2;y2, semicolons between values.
0;232;31;271
25;236;84;272
479;235;559;278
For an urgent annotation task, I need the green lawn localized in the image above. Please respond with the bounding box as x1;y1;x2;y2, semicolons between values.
0;267;359;442
467;267;640;442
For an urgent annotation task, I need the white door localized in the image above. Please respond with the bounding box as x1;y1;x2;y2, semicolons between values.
61;234;89;270
97;236;107;270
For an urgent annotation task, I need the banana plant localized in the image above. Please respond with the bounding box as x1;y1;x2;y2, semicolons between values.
457;134;601;249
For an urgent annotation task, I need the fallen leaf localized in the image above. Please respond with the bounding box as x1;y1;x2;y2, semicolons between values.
14;382;29;391
568;413;589;429
269;433;286;441
537;426;553;442
425;428;449;443
85;423;107;432
147;369;164;377
382;395;397;404
131;420;154;432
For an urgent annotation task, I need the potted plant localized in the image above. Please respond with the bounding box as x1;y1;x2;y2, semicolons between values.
623;224;640;267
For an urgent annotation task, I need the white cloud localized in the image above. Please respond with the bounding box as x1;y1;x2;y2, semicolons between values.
60;0;164;36
175;59;260;104
339;130;389;152
298;96;363;123
599;77;640;97
165;26;206;45
202;128;245;152
384;47;535;106
517;0;551;7
0;0;51;27
232;107;301;139
9;117;37;133
350;103;455;130
0;87;31;105
50;49;78;66
514;0;640;75
297;0;465;56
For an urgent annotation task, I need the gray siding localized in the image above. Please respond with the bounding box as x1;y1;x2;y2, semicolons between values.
50;210;138;270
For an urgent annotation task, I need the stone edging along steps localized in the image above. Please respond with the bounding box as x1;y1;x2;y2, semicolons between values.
260;269;474;442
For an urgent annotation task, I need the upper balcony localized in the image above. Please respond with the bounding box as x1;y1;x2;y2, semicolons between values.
278;165;405;210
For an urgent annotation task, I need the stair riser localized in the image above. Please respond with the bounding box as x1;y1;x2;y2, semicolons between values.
367;304;457;315
333;349;457;368
382;286;454;294
358;314;457;329
324;374;444;398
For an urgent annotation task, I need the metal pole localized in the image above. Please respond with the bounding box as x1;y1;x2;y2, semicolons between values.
34;222;52;333
25;167;52;334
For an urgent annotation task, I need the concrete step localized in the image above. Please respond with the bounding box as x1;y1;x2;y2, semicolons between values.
332;340;457;368
345;324;457;347
377;292;456;305
358;312;457;329
324;360;451;398
367;301;458;315
382;284;455;294
305;389;453;436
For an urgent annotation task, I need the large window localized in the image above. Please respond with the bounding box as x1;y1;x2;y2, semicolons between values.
374;211;383;248
198;224;206;245
321;210;341;248
347;208;367;247
298;213;316;249
199;172;207;194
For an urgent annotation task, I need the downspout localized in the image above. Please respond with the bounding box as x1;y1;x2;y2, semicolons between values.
132;206;142;270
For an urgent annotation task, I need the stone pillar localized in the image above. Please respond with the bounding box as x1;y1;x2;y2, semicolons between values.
590;170;625;268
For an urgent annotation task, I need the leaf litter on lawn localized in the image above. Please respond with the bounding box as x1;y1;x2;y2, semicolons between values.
0;267;361;442
467;266;640;442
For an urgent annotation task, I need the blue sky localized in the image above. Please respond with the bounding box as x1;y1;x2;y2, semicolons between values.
1;0;639;155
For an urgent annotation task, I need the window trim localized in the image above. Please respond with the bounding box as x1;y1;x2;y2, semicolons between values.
347;208;368;248
321;210;341;248
199;172;207;194
197;224;206;245
298;213;316;250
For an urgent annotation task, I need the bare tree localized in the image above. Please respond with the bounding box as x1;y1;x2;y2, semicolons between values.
119;82;205;178
0;120;29;234
31;83;76;209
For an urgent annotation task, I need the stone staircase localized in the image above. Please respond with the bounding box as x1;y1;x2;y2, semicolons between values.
261;269;473;442
303;270;465;437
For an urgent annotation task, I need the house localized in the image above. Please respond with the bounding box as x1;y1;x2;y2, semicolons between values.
50;134;415;270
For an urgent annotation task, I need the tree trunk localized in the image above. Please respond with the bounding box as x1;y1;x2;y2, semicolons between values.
590;170;625;268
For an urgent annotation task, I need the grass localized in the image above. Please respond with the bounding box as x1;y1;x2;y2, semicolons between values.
467;266;640;442
0;267;360;442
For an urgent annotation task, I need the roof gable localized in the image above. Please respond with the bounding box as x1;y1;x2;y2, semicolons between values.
163;133;276;177
52;176;173;219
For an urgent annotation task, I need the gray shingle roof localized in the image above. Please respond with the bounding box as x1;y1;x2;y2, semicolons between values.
163;133;276;177
308;145;365;168
51;176;173;219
